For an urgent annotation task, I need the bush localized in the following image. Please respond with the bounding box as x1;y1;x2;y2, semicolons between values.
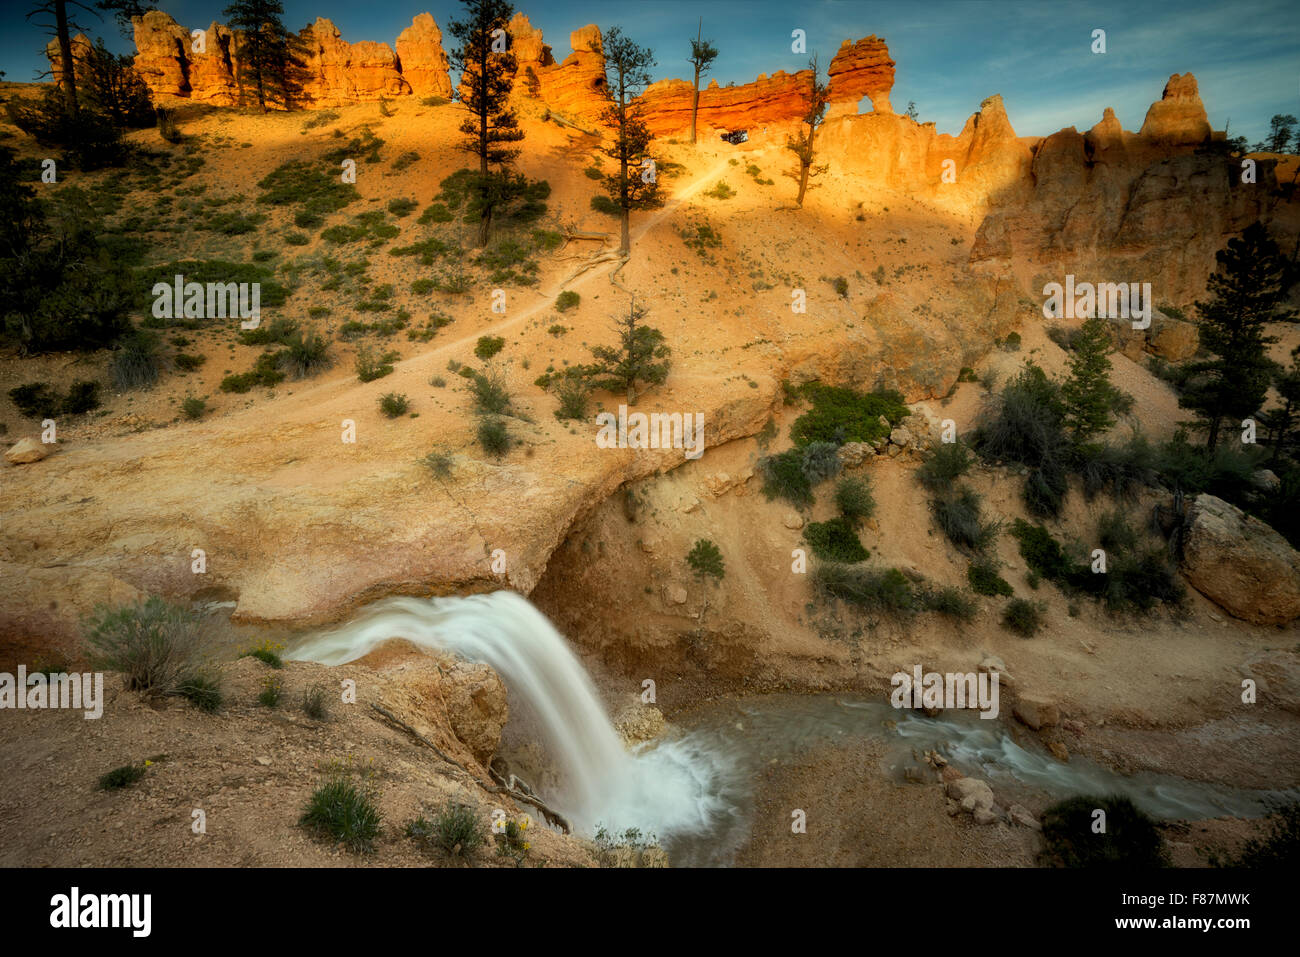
703;181;735;199
917;442;973;491
409;804;487;855
1078;434;1158;500
258;674;283;708
931;487;999;552
422;449;454;479
9;380;100;417
686;539;726;581
813;564;916;615
379;392;409;418
281;332;331;379
387;198;418;217
1101;550;1185;613
834;476;876;524
6;88;127;169
1001;598;1044;637
181;396;207;420
789;383;908;447
110;329;163;390
302;682;330;720
98;764;146;791
591;195;620;216
240;640;284;668
1009;519;1074;582
62;380;102;414
355;346;397;383
1097;510;1138;553
829;276;848;298
803;517;869;563
553;375;590;421
975;363;1071;517
474;336;505;360
920;585;978;621
220;352;286;393
801;441;842;485
555;290;580;312
83;597;207;697
968;559;1014;596
174;670;222;712
477;417;509;456
300;774;381;853
759;448;813;507
469;369;511;415
1038;795;1169;868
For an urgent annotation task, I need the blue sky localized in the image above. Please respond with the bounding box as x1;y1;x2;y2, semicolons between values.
2;0;1296;142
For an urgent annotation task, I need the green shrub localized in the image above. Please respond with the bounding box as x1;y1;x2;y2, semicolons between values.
408;803;487;855
1097;510;1138;553
110;329;163;390
8;382;60;418
553;375;590;421
355;346;397;383
591;195;620;216
422;449;454;478
387;197;418;217
99;764;146;791
1038;795;1169;868
302;682;330;720
258;674;283;708
789;383;909;447
239;317;299;346
300;774;381;853
920;585;978;621
804;517;869;563
281;332;331;379
967;559;1014;597
1101;550;1185;613
1001;598;1044;637
975;363;1071;517
477;417;510;456
801;441;842;485
917;442;973;491
813;564;916;614
555;290;580;312
181;396;206;420
759;448;813;507
829;276;848;298
474;335;505;360
379;392;409;417
703;181;735;199
834;476;876;524
411;278;435;295
931;487;999;552
174;671;222;712
469;369;511;415
686;539;726;581
1009;519;1074;582
62;380;102;414
83;597;207;696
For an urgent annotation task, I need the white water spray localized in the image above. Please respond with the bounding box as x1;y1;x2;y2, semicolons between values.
289;591;735;840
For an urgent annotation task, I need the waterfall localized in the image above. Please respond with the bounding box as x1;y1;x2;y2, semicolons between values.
288;591;736;841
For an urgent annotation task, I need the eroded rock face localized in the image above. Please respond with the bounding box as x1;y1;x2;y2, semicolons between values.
123;11;446;106
395;12;452;99
826;35;895;115
639;71;812;138
1181;494;1300;625
1140;73;1211;145
503;16;608;121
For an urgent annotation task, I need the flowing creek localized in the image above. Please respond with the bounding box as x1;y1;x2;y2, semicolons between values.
290;592;1295;866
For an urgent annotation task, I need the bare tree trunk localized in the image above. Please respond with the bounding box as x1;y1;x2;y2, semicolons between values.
54;0;78;115
796;162;810;207
690;66;700;145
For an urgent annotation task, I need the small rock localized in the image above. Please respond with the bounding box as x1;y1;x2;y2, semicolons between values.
1013;694;1059;730
1062;718;1085;735
1047;740;1069;762
668;585;688;605
1008;803;1041;830
782;512;805;530
889;426;914;448
946;777;995;813
972;806;999;826
255;756;272;766
5;437;49;464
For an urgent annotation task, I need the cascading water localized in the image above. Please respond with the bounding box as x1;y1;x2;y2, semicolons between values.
288;591;742;850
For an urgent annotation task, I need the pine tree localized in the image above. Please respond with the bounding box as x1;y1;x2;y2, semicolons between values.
81;38;154;128
1261;346;1300;468
784;54;829;208
578;298;671;405
1181;222;1296;451
686;19;717;146
222;0;305;112
597;27;660;257
449;0;524;247
1061;315;1119;440
27;0;95;116
95;0;156;40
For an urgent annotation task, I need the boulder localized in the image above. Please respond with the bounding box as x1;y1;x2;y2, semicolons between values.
5;437;49;465
1013;694;1059;730
889;426;914;448
839;442;873;467
1008;803;1041;830
946;776;995;813
1181;494;1300;625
